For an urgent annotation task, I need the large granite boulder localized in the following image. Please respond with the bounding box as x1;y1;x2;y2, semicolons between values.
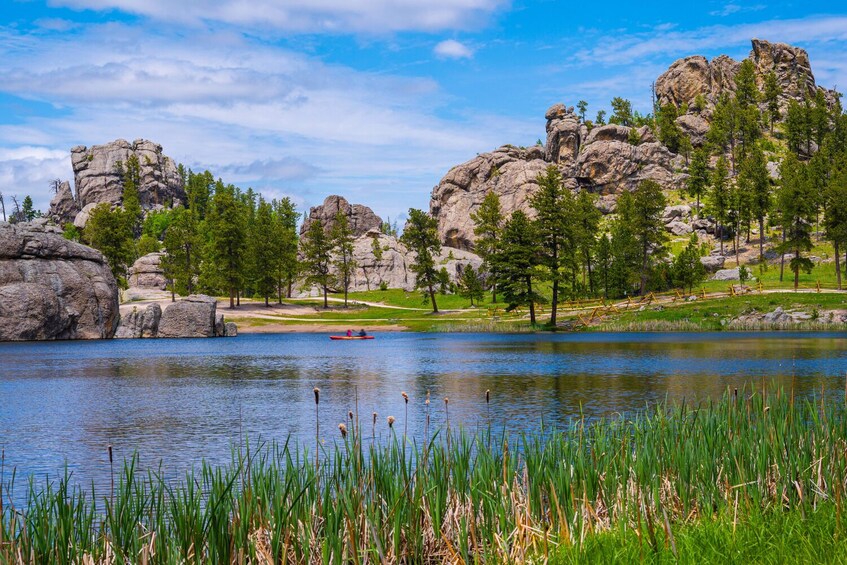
114;303;161;338
70;139;185;223
0;222;119;340
300;195;382;237
655;54;740;109
429;145;548;250
127;252;167;290
47;181;80;225
545;104;586;167
156;294;218;338
749;38;838;111
575;139;684;193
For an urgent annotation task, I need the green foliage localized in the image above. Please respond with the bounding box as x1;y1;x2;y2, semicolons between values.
630;180;669;294
576;99;588;121
136;234;161;256
185;169;214;219
83;203;134;287
250;198;281;305
457;265;485;306
380;216;399;237
626;127;640;145
301;219;335;308
400;208;443;313
492;210;544;323
709;156;731;253
161;206;202;296
656;103;690;155
574;190;602;295
142;209;172;240
686;147;710;213
609;97;634;127
470;191;504;300
594;110;606;125
738;145;772;261
273;197;300;301
62;222;81;242
671;234;707;292
777;154;817;289
202;181;248;307
763;71;782;132
692;93;706;113
21;195;39;221
331;210;357;306
371;236;383;261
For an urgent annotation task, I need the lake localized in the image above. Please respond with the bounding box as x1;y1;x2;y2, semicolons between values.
2;331;846;495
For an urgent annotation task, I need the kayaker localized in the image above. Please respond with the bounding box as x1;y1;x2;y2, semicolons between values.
346;329;352;337
358;329;367;337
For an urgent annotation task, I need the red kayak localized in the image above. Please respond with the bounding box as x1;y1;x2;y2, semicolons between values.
330;335;375;340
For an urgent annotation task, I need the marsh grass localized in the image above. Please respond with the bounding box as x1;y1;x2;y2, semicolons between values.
3;387;847;563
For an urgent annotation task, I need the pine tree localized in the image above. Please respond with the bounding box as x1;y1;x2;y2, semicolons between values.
251;198;280;306
470;191;504;301
331;210;357;307
824;159;847;289
458;265;485;306
607;193;641;297
401;209;443;313
204;181;248;308
630;180;668;295
595;232;612;299
609;97;634;127
595;110;607;126
530;165;573;325
492;210;544;324
672;234;707;293
777;154;816;290
709;156;731;255
686;147;710;215
763;71;782;134
577;100;588;121
273;198;299;301
301;219;335;309
117;155;143;239
83;203;134;287
161;206;201;298
21;196;38;221
739;146;772;263
657;103;687;154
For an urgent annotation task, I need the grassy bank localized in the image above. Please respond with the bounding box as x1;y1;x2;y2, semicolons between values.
3;387;847;563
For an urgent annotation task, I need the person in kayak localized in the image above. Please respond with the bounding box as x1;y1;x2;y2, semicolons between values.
358;329;367;337
346;329;352;337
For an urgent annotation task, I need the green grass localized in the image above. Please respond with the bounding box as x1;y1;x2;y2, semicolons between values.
4;387;847;563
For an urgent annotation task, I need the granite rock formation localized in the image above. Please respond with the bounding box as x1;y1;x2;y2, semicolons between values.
127;252;167;290
300;195;383;237
0;222;119;340
53;139;185;227
156;294;220;338
114;303;162;338
47;181;80;225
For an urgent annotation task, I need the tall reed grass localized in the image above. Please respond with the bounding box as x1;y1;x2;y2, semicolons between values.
2;387;847;563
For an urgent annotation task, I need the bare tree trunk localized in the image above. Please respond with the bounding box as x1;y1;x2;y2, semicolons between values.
835;240;842;291
527;276;536;325
759;217;765;264
794;245;800;291
428;284;438;313
229;288;235;308
550;279;558;327
323;285;328;308
779;230;786;282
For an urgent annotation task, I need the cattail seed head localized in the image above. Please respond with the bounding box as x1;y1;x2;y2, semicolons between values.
372;412;377;425
338;423;347;438
387;416;395;428
402;391;409;404
108;444;113;464
486;389;490;404
313;387;320;405
348;410;354;420
444;397;449;405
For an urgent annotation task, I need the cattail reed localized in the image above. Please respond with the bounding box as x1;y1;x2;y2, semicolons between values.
387;415;395;429
108;444;114;509
402;391;409;439
313;387;320;470
338;423;347;439
372;411;377;441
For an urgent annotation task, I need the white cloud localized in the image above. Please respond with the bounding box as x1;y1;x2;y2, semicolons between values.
0;22;536;221
49;0;509;34
433;39;474;59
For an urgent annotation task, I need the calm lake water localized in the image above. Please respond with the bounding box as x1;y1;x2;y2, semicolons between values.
2;331;847;495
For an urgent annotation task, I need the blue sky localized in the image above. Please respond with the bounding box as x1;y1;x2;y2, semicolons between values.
2;1;846;222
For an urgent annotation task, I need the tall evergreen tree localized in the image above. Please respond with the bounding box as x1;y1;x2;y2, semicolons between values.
574;189;601;294
609;97;634;127
401;209;443;313
824;161;847;289
301;219;335;309
763;71;782;134
739;146;772;263
686;147;710;215
83;203;134;287
492;210;544;324
607;193;641;297
161;206;201;298
777;154;816;290
273;198;299;301
630;180;668;295
709;156;731;255
458;265;485;306
251;198;280;306
331;211;357;307
656;103;689;155
530;165;573;325
671;234;707;293
470;191;504;301
204;181;247;308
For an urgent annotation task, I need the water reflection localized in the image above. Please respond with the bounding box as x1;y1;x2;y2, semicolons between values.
1;332;845;495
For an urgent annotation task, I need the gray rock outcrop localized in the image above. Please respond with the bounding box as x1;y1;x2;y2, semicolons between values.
114;303;161;338
300;195;383;237
699;255;726;273
655;54;740;109
0;222;119;340
156;294;218;338
68;139;185;226
127;252;167;290
47;181;80;225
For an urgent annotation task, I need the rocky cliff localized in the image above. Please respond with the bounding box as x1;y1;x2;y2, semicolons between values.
301;195;383;237
429;107;684;250
0;222;120;340
48;139;186;226
115;294;237;338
